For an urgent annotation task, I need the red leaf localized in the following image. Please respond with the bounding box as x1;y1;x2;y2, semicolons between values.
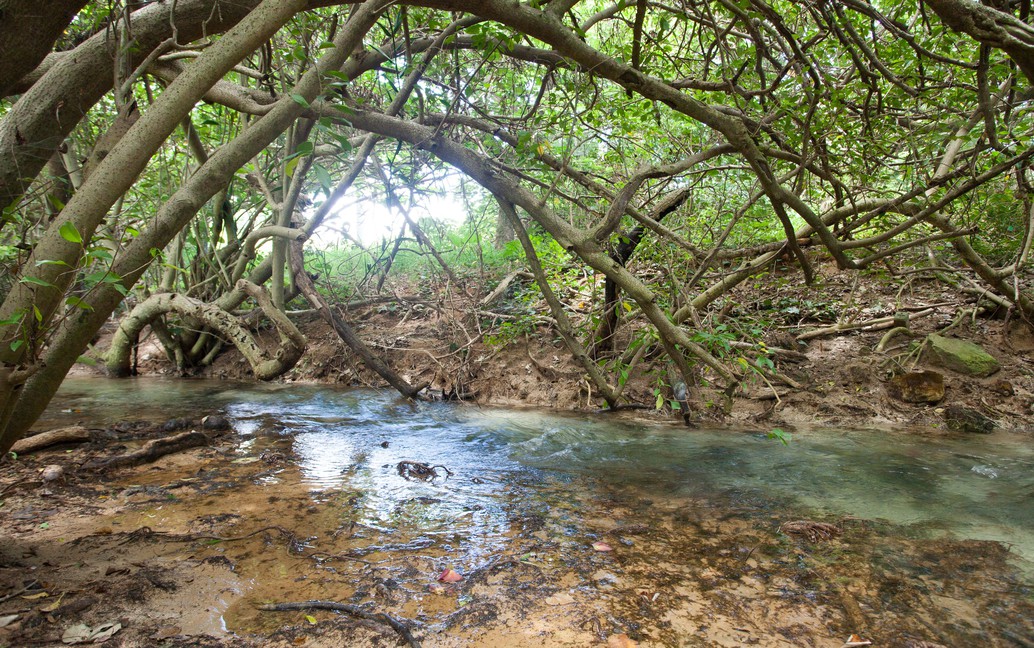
438;568;463;583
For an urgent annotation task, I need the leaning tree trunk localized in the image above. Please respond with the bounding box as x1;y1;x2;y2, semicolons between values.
0;0;306;445
0;0;267;212
288;241;428;398
105;281;306;381
0;0;392;453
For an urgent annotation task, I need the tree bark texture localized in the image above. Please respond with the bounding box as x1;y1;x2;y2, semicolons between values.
923;0;1034;84
0;0;88;96
105;282;306;381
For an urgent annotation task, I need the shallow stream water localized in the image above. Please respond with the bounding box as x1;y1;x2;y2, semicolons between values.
33;377;1034;644
43;377;1034;563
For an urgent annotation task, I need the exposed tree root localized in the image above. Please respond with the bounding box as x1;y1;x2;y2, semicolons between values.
105;281;306;380
81;431;207;472
796;308;936;341
258;600;421;648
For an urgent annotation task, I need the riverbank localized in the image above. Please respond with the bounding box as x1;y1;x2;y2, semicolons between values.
94;262;1034;437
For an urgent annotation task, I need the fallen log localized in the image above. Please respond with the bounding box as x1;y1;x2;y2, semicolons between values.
11;425;90;455
82;431;207;471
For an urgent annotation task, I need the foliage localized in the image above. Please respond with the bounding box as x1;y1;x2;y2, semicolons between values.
767;428;793;446
2;0;1034;442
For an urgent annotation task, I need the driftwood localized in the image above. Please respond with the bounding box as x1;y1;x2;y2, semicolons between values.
258;600;421;648
82;431;207;471
11;425;90;455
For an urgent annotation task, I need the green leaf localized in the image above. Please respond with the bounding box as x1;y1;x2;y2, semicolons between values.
35;259;71;268
290;94;310;108
85;248;113;262
66;296;94;311
59;221;82;244
284;156;301;179
314;164;333;196
767;428;792;446
295;140;314;157
332;132;353;152
20;276;56;288
9;339;24;352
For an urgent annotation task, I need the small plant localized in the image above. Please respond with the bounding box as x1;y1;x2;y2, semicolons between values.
767;428;792;445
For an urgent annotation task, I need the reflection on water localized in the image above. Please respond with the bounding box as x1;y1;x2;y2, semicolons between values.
45;377;1034;563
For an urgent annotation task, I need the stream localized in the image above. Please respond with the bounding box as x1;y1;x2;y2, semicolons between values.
31;377;1034;645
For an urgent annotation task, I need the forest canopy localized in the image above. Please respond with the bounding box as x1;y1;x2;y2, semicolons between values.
1;0;1032;452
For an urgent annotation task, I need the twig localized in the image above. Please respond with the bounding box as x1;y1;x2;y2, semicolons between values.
875;326;913;353
258;600;421;647
0;580;39;604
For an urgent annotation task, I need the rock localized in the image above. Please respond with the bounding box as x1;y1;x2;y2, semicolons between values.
40;464;64;483
201;415;231;431
944;405;995;434
886;371;944;403
839;360;870;385
925;334;1000;377
989;379;1014;397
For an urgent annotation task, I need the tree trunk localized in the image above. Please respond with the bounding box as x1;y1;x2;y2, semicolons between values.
289;241;427;398
0;0;307;366
0;0;391;452
0;0;88;97
0;0;266;212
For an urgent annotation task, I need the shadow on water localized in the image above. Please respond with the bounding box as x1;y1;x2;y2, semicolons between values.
35;377;1034;644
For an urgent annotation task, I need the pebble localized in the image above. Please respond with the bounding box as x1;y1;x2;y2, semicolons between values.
40;465;64;483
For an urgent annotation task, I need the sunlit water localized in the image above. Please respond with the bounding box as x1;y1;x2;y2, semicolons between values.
43;377;1034;567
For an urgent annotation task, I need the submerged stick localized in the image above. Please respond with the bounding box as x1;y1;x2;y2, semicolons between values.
258;600;421;647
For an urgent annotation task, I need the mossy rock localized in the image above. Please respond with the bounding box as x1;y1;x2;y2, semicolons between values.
926;334;1000;377
944;405;996;434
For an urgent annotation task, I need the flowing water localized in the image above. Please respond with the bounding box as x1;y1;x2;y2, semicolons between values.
33;377;1034;644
